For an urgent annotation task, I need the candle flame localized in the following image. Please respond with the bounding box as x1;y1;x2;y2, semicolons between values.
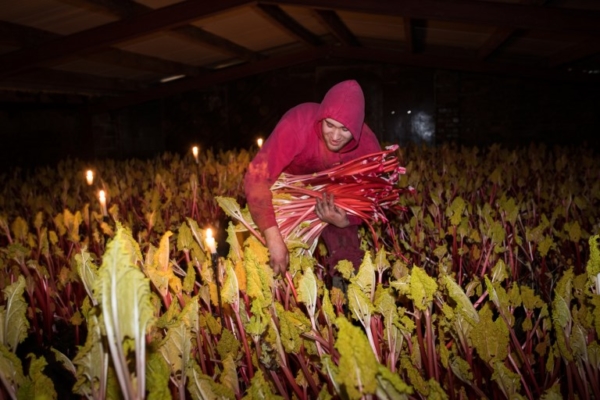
205;228;216;253
257;138;263;148
192;146;199;157
98;190;108;216
86;170;94;185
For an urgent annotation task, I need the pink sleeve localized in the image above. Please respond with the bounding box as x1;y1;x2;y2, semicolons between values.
243;113;303;232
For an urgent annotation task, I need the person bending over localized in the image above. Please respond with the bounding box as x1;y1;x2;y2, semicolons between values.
243;80;381;280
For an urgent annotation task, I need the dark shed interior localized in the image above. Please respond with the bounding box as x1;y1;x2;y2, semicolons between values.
1;0;599;168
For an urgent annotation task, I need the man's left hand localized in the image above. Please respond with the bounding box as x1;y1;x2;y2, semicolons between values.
315;193;349;228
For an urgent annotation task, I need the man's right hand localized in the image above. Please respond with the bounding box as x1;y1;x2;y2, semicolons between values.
263;226;289;276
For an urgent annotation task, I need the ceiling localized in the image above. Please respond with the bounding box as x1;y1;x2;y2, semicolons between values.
1;0;599;112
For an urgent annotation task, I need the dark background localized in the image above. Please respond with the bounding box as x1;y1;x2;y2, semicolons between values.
1;61;598;170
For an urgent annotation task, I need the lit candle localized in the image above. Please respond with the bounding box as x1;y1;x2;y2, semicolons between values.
86;170;94;185
192;146;199;164
257;138;263;148
205;228;217;254
98;190;108;216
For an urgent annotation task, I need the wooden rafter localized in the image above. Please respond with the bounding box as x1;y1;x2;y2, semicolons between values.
56;0;262;61
270;0;600;35
0;21;206;81
254;4;322;46
312;9;360;47
0;0;251;78
478;0;550;61
403;17;426;54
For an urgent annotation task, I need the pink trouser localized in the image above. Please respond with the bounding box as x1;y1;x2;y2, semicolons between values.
320;224;364;276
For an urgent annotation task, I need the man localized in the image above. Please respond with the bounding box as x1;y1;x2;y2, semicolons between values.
244;80;381;277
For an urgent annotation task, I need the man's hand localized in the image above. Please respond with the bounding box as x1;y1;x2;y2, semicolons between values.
263;226;289;276
315;193;349;228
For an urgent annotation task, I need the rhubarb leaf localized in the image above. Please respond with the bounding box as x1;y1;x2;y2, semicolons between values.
244;369;283;400
446;197;466;227
75;249;99;304
72;314;107;399
491;360;523;399
222;260;240;308
186;359;235;400
586;235;600;293
226;221;243;263
16;355;57;400
146;352;171;400
450;355;473;384
160;318;192;387
401;356;428;396
470;304;509;363
375;364;413;399
335;317;378;398
541;383;564;400
220;354;239;398
244;243;273;306
146;231;176;298
216;328;240;361
0;343;24;397
94;224;155;399
352;251;375;299
278;304;311;354
297;266;317;318
442;274;479;325
11;216;28;242
408;267;438;311
347;283;374;328
321;287;336;325
1;275;29;352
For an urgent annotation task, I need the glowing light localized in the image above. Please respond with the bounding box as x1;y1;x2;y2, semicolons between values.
98;190;108;216
407;110;412;114
160;74;185;83
257;138;263;148
205;228;217;254
411;111;434;141
192;146;199;164
85;170;94;185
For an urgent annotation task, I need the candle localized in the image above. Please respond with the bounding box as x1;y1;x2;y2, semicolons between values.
192;146;199;164
257;138;263;148
85;170;94;185
98;190;107;216
205;228;217;254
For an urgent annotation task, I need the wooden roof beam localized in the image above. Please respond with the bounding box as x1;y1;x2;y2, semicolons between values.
313;9;360;47
0;0;251;78
478;0;551;60
403;17;426;54
271;0;600;35
0;21;206;78
254;4;322;46
56;0;262;62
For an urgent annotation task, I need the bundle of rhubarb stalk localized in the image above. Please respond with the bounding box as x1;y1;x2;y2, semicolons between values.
270;144;411;254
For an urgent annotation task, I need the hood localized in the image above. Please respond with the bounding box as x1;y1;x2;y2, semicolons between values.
316;80;365;151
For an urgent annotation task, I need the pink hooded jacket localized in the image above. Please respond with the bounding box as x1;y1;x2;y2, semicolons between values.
244;80;381;232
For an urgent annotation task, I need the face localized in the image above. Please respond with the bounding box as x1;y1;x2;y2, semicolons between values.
321;118;353;152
